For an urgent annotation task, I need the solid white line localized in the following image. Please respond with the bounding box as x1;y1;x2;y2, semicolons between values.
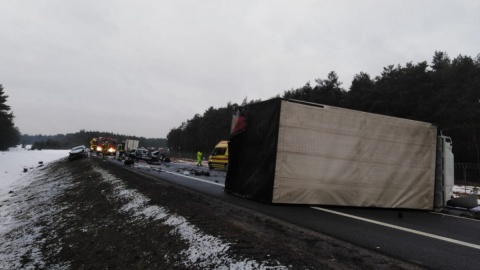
430;209;480;221
163;170;225;187
311;207;480;250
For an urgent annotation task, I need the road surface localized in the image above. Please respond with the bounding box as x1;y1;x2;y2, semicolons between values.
111;158;480;269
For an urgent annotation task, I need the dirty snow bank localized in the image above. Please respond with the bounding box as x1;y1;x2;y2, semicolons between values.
0;147;71;269
95;167;286;270
0;164;73;269
0;147;286;269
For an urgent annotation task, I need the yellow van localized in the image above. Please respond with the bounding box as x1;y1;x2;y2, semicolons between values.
208;141;228;169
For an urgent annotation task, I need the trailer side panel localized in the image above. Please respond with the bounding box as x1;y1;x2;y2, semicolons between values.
273;101;437;210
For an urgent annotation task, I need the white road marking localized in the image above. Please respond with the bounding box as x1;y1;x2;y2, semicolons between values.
430;209;480;221
163;170;225;187
311;207;480;250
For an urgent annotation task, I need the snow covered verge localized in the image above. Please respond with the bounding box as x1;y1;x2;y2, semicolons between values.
0;146;70;269
93;167;285;269
0;145;70;190
0;147;287;269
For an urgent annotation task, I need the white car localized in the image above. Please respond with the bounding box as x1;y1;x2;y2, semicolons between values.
128;148;150;159
68;145;87;161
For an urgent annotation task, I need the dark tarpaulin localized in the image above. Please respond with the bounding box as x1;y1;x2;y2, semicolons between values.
225;98;281;202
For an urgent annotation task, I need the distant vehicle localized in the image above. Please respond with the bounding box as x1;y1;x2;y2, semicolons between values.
124;139;139;152
128;148;150;160
68;145;87;161
208;141;228;169
96;137;117;155
150;150;171;163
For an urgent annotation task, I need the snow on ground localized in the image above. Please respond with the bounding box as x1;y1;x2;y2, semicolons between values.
0;145;69;190
453;185;480;196
95;166;285;269
0;147;285;269
0;146;72;269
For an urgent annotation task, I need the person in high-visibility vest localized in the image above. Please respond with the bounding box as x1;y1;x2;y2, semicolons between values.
117;142;125;160
102;142;108;160
197;151;202;166
90;138;97;152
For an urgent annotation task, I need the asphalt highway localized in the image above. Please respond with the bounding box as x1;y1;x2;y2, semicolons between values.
110;158;480;270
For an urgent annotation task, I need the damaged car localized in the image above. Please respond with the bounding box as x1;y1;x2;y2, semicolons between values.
68;145;87;161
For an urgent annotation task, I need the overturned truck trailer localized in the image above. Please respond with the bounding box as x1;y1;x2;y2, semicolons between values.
225;98;454;210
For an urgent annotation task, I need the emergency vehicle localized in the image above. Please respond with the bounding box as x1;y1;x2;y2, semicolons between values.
95;137;117;155
208;141;229;169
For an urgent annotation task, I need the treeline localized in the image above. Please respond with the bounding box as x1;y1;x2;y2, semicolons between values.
24;130;167;150
167;51;480;163
167;103;236;154
0;84;20;150
167;98;263;155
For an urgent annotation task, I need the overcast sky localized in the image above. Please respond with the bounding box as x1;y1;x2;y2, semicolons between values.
1;1;479;138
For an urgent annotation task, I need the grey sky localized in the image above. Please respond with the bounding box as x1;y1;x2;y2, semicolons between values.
1;1;478;138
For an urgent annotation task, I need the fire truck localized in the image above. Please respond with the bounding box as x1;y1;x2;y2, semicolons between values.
95;137;117;155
